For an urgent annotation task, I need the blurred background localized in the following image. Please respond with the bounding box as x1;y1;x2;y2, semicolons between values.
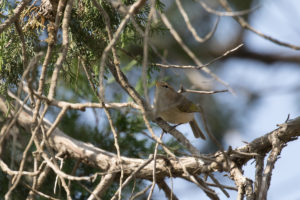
58;0;300;199
147;0;300;199
1;0;300;199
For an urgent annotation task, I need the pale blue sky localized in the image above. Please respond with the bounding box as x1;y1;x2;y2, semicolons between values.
155;0;300;199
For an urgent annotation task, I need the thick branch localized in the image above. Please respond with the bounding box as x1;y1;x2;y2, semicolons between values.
1;96;300;182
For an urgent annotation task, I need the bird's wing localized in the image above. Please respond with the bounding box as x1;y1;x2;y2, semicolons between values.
176;96;200;113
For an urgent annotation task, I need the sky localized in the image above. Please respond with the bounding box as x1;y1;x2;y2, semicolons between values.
51;0;300;199
153;0;300;199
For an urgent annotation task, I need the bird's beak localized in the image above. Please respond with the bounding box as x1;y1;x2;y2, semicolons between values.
155;81;160;87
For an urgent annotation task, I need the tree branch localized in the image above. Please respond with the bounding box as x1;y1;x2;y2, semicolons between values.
1;96;300;199
0;0;32;34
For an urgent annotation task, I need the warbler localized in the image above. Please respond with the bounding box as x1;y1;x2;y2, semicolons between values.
154;81;206;139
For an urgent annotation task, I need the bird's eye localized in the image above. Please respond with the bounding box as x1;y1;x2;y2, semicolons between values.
163;85;168;88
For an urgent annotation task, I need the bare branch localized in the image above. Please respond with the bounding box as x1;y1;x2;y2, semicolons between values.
0;52;43;155
14;20;28;69
106;54;176;159
157;180;179;200
197;0;260;17
48;0;74;99
0;159;39;176
153;43;243;70
40;152;96;182
142;0;155;104
154;118;200;155
147;133;163;200
218;0;300;50
178;87;228;95
130;184;152;200
98;0;147;100
111;156;154;200
0;0;32;33
192;176;219;200
254;155;264;198
208;174;230;198
32;0;67;122
2;95;300;199
229;163;254;200
160;12;235;94
88;173;115;200
206;181;237;191
175;0;219;43
23;182;60;200
46;106;69;138
258;134;284;199
26;166;51;200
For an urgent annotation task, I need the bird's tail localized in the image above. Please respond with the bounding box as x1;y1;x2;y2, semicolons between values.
189;119;206;140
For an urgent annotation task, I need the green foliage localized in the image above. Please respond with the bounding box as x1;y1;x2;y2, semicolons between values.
0;16;42;95
0;26;24;89
55;107;151;199
0;0;201;199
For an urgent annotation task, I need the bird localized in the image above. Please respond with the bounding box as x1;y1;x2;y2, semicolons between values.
154;81;206;139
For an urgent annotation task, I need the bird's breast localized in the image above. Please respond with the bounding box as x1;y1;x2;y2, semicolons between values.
159;107;194;124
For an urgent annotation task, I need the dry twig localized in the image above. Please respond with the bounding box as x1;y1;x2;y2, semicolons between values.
175;0;219;43
218;0;300;50
0;0;32;33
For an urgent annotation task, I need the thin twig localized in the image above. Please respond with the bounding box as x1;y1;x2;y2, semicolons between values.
32;0;67;123
154;118;200;155
218;0;300;50
190;176;219;200
23;182;60;200
178;87;228;95
91;2;130;198
110;156;154;200
142;0;155;104
153;43;243;70
198;105;229;167
175;0;219;43
0;0;32;33
48;0;74;99
98;0;147;98
14;20;28;69
40;151;96;181
78;181;101;200
130;18;169;64
4;96;44;199
26;165;51;200
206;182;237;191
87;173;115;200
208;174;230;198
0;52;43;154
0;94;29;154
101;2;177;163
160;12;235;94
130;184;152;200
4;99;48;200
147;132;164;200
198;0;260;16
46;106;69;138
0;159;39;176
157;180;179;200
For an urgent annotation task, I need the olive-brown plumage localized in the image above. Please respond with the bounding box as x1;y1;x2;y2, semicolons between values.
154;81;206;139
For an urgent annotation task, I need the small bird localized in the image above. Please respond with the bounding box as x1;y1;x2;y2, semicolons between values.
154;81;206;139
